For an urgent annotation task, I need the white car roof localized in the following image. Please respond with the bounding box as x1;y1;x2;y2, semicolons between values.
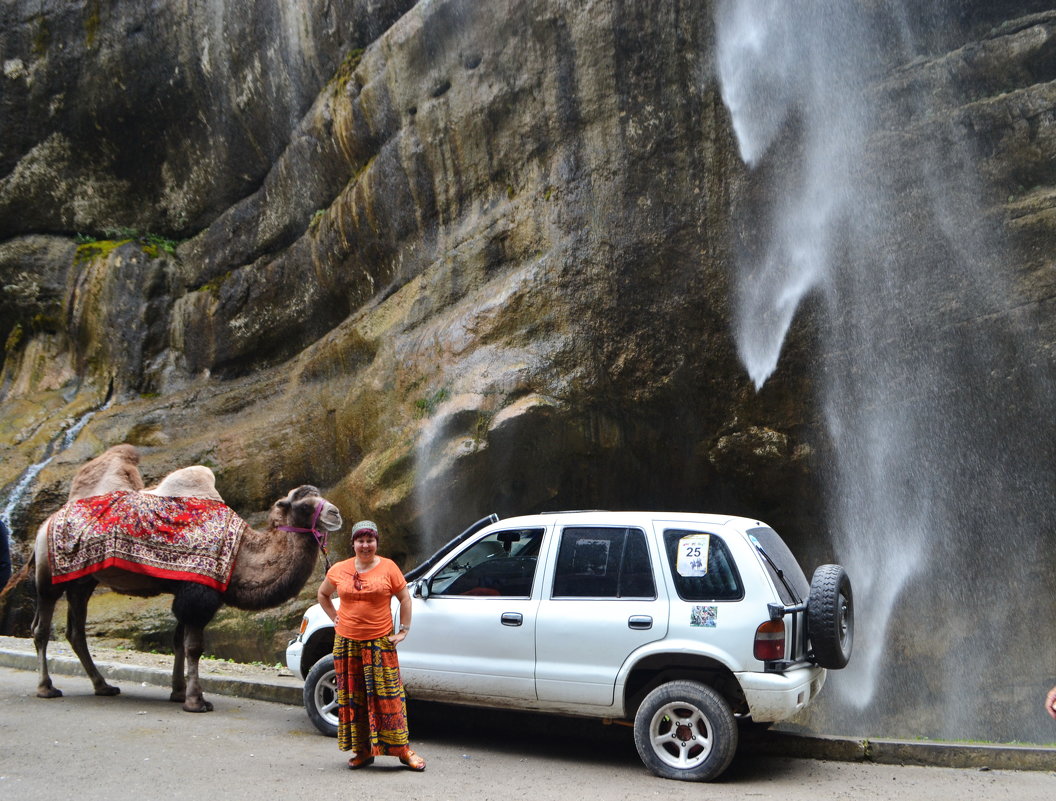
486;510;771;533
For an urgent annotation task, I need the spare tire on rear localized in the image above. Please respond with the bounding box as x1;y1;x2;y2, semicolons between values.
807;564;853;669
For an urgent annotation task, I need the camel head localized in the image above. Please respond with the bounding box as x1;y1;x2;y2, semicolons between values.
269;486;343;534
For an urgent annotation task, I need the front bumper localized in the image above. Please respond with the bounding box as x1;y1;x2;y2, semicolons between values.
285;637;306;681
735;665;827;722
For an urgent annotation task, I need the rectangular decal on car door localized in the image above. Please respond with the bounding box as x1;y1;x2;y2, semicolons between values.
690;605;717;627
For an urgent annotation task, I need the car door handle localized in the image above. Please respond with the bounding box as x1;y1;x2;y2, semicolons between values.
628;615;653;630
501;612;523;627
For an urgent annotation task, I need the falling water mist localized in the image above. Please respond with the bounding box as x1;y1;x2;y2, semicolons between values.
1;404;106;528
715;1;1056;741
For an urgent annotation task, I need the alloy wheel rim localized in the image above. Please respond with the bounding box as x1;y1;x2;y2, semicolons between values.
648;701;713;769
315;669;339;726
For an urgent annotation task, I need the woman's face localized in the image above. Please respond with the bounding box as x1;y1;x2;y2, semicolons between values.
353;533;378;561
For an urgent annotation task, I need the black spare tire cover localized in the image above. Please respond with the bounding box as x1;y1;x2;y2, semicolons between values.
807;564;853;669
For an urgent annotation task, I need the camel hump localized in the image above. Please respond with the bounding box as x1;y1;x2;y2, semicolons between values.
144;465;224;502
68;444;145;501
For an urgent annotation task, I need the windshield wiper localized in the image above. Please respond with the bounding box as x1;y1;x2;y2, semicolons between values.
749;534;803;608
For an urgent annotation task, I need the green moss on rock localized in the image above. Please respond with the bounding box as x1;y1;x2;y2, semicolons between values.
330;48;365;97
73;238;133;265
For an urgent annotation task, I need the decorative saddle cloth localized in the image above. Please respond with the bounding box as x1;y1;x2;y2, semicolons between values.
48;490;247;591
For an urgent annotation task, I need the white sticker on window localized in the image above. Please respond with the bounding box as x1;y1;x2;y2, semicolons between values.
572;539;610;576
676;534;710;576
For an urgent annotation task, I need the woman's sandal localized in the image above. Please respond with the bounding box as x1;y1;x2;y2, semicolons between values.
348;754;375;770
399;749;426;772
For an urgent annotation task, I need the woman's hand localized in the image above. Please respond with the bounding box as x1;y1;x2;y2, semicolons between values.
392;585;412;646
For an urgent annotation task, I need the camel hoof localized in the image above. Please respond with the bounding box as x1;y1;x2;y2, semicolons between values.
169;691;186;703
94;685;121;697
182;699;214;713
37;686;63;699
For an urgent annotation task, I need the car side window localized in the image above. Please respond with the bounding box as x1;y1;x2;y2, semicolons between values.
428;529;543;597
552;527;656;599
663;529;744;601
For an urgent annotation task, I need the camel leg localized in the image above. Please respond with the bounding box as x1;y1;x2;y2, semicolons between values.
180;623;213;712
171;583;219;712
32;585;63;698
169;621;187;703
64;578;120;696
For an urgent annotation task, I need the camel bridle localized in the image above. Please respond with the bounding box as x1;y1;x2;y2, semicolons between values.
277;500;332;569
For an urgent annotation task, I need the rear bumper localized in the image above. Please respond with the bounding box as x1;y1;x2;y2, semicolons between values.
735;665;827;722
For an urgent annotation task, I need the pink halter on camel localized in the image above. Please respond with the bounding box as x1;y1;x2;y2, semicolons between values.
277;500;332;567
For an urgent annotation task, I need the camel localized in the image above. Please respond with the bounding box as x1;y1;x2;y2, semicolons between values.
30;444;343;712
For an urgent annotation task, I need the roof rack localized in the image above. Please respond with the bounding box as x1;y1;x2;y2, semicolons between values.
538;509;609;514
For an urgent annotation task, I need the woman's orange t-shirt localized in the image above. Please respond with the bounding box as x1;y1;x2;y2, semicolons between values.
327;557;406;641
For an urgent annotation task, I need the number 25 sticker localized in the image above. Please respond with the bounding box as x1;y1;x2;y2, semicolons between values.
677;535;710;577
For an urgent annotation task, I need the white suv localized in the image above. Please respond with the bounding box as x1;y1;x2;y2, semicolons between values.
287;511;852;781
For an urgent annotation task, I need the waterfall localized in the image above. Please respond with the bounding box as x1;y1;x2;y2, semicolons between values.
0;402;109;529
715;1;1056;742
715;1;877;390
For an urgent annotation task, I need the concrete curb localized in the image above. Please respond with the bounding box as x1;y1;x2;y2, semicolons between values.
0;646;303;706
756;731;1056;772
4;644;1055;772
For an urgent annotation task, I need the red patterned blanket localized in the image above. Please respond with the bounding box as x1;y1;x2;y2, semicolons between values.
48;490;247;591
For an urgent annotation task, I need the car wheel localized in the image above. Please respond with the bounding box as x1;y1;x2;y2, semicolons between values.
632;680;738;782
303;653;339;737
807;564;854;669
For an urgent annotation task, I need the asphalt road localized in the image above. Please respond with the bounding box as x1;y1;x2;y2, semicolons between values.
1;665;1054;801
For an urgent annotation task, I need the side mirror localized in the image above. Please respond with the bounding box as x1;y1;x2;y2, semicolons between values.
413;579;430;600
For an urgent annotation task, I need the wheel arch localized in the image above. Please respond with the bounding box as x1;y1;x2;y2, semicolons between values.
301;627;335;676
623;653;747;719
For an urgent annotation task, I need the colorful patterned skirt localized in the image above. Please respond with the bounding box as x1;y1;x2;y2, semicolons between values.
333;634;410;755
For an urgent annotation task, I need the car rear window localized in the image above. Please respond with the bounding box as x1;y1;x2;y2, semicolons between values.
746;526;809;603
662;529;743;601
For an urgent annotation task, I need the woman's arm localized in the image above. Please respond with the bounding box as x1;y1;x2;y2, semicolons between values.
317;576;338;623
390;585;411;645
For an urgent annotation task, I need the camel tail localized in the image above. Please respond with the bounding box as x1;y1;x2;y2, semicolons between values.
0;552;34;602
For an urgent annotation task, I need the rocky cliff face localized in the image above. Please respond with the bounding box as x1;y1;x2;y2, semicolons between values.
1;0;1054;741
2;0;770;555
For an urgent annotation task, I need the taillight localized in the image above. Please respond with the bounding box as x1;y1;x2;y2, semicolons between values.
754;619;786;661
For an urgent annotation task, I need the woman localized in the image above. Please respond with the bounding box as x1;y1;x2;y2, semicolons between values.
316;519;426;771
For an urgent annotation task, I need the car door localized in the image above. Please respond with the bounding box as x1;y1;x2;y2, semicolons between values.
398;527;545;702
535;525;669;706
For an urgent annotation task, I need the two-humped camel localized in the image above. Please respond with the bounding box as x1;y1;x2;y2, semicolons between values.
31;444;343;712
